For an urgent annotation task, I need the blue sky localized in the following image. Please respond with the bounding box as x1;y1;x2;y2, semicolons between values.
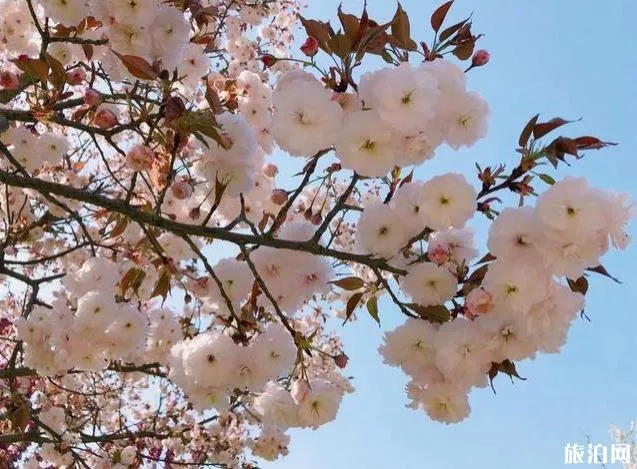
260;1;637;468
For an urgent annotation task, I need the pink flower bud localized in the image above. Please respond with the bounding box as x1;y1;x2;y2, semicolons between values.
66;68;86;85
263;163;278;178
171;181;193;200
310;212;322;226
84;89;102;106
126;144;155;172
334;353;349;369
291;379;310;405
472;49;490;67
465;288;493;319
0;71;20;90
270;189;288;206
93;108;118;129
300;36;319;57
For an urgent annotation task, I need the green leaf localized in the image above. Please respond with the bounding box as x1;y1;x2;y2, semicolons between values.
176;109;229;149
380;49;393;63
538;173;555;185
366;296;380;325
331;276;365;290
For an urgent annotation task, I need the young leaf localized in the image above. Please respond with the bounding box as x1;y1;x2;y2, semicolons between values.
366;296;380;325
587;265;621;283
332;277;365;290
439;17;469;42
391;3;418;50
538;173;555;185
519;113;540;147
44;53;66;90
11;57;49;82
532;117;572;140
431;0;454;33
150;269;172;302
299;16;333;53
343;292;364;324
111;50;158;80
405;304;450;323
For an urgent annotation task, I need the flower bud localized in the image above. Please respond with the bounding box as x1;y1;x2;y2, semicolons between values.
263;163;278;178
300;37;319;57
334;353;349;369
66;68;86;85
310;212;323;226
472;49;490;67
171;181;193;200
0;71;20;90
270;189;288;205
291;379;310;405
93;108;118;129
126;144;155;172
260;54;278;68
84;89;102;106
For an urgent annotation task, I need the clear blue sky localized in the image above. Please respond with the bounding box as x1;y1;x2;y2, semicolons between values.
260;1;637;468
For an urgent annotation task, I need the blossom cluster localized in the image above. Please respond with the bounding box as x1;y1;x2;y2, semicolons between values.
270;61;489;177
378;177;632;423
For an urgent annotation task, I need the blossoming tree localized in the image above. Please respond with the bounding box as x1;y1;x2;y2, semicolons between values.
0;0;632;467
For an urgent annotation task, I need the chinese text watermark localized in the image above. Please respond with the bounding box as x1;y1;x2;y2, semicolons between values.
565;443;633;465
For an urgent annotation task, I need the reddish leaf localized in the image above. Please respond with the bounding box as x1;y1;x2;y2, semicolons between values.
475;253;496;265
11;57;49;82
587;265;621;283
519;114;540;147
342;292;364;324
431;0;454;33
299;16;333;53
452;38;475;60
567;276;589;295
338;5;361;41
575;136;617;150
111;50;157;80
44;53;66;90
439;17;469;42
398;169;414;188
532;117;572;140
391;3;418;50
150;269;172;302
